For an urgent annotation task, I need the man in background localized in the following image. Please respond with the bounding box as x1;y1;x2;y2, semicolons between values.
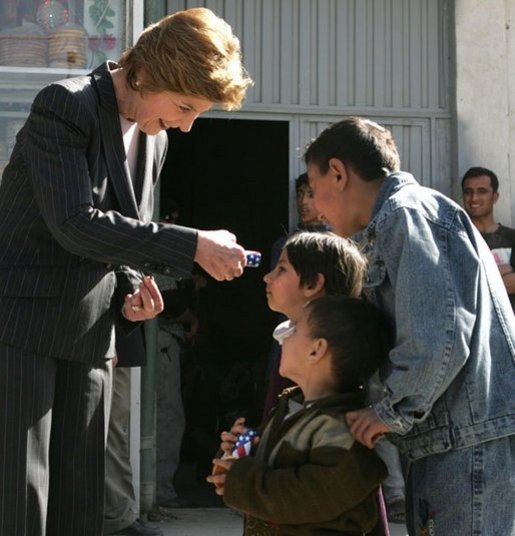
462;166;515;311
104;326;163;536
269;172;329;268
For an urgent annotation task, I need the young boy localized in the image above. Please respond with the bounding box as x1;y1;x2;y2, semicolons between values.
305;117;515;534
265;231;366;321
208;296;391;535
262;231;368;415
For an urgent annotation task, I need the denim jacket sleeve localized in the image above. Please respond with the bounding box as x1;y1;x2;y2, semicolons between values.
369;203;479;435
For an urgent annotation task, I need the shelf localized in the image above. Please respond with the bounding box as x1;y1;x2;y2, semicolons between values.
0;110;30;117
0;65;90;90
0;65;89;75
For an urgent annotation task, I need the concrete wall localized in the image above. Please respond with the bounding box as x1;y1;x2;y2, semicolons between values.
454;0;515;224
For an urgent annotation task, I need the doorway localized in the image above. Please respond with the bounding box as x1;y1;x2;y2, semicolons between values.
159;117;290;504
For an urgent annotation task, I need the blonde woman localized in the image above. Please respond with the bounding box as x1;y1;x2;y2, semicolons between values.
0;8;252;536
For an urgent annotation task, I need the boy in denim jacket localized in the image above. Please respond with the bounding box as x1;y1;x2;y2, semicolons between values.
304;116;515;535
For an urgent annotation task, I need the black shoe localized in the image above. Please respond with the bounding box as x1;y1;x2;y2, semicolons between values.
107;518;164;536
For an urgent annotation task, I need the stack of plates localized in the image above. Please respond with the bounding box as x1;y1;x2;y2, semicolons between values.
48;24;88;69
0;23;47;67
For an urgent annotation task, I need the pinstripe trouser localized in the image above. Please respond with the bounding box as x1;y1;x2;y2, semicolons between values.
0;341;112;536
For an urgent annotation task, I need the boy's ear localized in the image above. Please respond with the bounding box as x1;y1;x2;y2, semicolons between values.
328;158;348;189
304;273;325;298
308;338;328;362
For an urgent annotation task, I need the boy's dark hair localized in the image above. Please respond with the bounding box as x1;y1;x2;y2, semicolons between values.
304;116;401;181
285;232;366;298
305;296;392;390
461;166;499;193
295;172;309;192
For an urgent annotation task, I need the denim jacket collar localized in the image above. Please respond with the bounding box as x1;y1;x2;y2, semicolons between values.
365;171;418;242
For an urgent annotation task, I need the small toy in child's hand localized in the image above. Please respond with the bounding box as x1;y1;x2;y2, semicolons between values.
231;427;258;458
245;250;261;268
212;427;258;487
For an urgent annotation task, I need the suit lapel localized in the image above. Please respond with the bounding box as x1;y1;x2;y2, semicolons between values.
92;62;140;219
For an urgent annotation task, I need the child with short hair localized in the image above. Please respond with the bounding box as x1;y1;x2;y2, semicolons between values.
208;296;391;535
265;231;366;321
262;231;367;414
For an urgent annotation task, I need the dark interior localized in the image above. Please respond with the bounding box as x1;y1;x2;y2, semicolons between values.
159;117;290;504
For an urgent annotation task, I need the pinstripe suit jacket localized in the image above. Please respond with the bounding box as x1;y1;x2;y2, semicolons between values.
0;62;198;363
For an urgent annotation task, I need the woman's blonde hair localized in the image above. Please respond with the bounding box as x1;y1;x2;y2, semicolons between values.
119;7;253;110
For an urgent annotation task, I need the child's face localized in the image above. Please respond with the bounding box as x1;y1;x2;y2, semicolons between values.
264;250;308;320
296;184;320;225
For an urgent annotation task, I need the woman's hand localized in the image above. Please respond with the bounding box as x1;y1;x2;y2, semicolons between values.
194;230;246;281
122;276;164;321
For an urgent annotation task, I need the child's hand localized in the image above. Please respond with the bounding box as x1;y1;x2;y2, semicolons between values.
210;418;260;497
207;458;234;495
207;472;226;495
345;408;390;449
219;417;247;455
